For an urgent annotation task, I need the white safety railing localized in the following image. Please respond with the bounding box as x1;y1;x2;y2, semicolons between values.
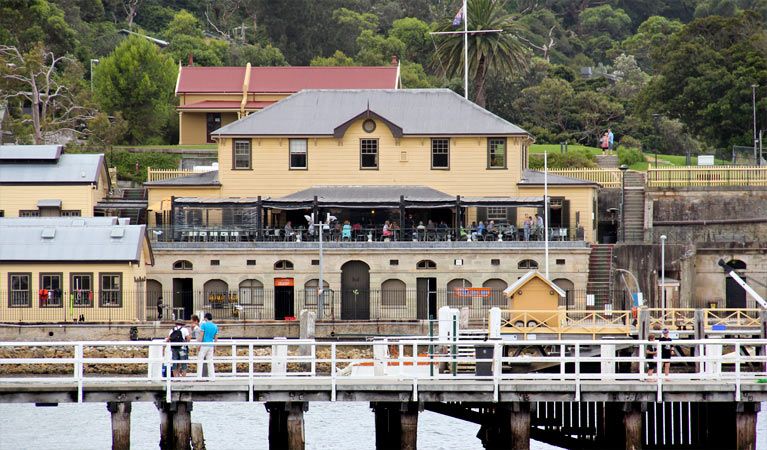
0;339;765;404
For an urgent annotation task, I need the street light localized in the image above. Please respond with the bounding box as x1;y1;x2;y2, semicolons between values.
90;59;100;91
660;234;667;323
752;84;758;165
619;164;628;242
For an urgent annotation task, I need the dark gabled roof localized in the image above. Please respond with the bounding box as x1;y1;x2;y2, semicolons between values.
143;170;220;186
213;89;529;137
518;169;599;187
0;217;149;263
0;153;105;184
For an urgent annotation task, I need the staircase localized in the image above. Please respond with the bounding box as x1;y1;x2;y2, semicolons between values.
595;154;619;169
587;244;614;308
454;329;488;374
620;171;646;242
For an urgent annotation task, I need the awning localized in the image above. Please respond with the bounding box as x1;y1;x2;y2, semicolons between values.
148;197;172;211
37;199;62;208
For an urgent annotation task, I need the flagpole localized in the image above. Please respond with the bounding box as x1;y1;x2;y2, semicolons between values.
544;151;549;279
463;0;468;99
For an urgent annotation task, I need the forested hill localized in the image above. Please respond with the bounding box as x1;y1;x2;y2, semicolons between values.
0;0;765;157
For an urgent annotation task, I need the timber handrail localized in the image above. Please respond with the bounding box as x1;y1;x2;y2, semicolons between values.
548;168;622;188
647;165;767;187
146;167;207;182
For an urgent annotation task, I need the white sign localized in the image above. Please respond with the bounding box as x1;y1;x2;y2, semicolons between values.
698;155;714;166
586;294;595;307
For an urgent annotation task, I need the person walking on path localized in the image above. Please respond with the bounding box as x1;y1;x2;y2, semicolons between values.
600;132;610;155
198;312;218;379
607;128;614;155
165;318;190;377
645;334;657;381
659;328;674;378
156;296;163;320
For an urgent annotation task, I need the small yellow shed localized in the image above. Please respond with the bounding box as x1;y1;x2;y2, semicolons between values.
502;271;566;327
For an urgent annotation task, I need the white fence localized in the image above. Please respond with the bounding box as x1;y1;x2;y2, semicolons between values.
0;338;765;404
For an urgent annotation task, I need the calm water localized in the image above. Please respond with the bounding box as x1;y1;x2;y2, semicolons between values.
1;401;766;449
0;401;564;450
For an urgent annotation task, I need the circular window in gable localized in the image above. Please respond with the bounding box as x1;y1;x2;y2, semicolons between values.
362;119;376;133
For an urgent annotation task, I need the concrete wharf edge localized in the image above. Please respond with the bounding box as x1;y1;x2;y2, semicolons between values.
2;379;766;404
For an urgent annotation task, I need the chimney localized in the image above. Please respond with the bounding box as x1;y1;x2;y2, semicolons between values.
391;56;397;66
189;53;194;67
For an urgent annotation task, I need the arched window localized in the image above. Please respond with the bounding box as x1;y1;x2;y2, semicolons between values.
483;278;508;307
416;260;437;270
173;260;193;270
518;259;538;270
274;260;294;270
447;279;472;306
204;279;229;305
381;279;406;307
304;279;332;307
239;279;264;306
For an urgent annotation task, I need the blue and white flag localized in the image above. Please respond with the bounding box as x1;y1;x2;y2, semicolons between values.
452;7;464;26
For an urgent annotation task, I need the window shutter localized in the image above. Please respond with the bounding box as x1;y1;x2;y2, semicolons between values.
562;200;570;228
505;207;517;225
476;207;487;222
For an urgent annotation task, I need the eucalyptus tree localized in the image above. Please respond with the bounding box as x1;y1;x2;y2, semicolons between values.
432;0;529;107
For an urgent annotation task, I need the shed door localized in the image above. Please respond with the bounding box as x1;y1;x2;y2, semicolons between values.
341;261;370;320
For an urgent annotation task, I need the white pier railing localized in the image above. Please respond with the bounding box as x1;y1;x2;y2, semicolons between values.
0;338;765;404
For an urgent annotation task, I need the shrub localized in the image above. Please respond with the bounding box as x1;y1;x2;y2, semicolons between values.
529;149;598;169
617;146;644;166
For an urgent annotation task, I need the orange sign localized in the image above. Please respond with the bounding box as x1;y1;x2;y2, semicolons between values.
455;287;491;297
274;278;294;287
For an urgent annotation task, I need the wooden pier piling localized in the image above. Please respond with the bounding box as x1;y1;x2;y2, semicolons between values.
736;402;759;450
266;402;306;450
106;401;131;450
156;401;192;450
622;402;643;450
508;402;531;450
371;402;420;450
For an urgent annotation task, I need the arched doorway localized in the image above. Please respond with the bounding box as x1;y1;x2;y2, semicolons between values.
483;278;508;307
146;280;163;320
341;261;370;320
204;279;229;317
446;279;472;308
725;260;747;308
553;278;575;308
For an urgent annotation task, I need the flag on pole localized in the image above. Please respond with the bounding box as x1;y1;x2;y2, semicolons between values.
452;7;464;26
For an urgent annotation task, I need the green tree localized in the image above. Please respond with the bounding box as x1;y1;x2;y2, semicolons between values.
433;0;529;107
573;90;625;145
310;50;358;67
389;17;431;65
164;10;229;66
0;0;78;55
514;77;574;133
620;16;683;73
356;29;405;66
399;60;436;88
606;53;648;99
94;35;177;144
579;5;632;63
640;12;767;149
230;43;287;66
332;7;379;56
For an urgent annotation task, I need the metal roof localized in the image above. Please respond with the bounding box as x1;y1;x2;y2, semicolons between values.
37;199;62;208
176;66;400;94
0;153;105;184
177;100;276;110
0;217;147;262
503;270;566;297
214;89;529;137
0;145;62;161
144;170;220;186
518;169;599;186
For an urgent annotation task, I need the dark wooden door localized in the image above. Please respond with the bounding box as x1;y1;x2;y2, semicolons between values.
172;278;193;320
341;261;370;320
416;277;436;320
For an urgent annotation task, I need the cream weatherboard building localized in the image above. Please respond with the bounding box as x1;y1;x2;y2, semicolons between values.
144;89;600;322
0;145;111;218
175;65;401;145
0;217;153;323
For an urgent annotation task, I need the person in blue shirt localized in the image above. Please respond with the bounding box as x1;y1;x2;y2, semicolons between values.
198;312;218;379
608;128;614;155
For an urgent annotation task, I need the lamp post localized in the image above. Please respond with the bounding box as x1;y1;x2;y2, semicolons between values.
619;164;628;242
651;114;661;168
752;84;758;165
90;59;99;91
660;234;667;322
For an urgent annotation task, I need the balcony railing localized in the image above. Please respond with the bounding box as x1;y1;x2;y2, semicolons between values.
146;167;206;182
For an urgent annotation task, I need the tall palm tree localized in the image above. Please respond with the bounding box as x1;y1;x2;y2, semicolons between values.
433;0;529;107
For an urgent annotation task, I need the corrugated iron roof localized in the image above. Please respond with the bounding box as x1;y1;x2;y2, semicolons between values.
0;217;146;262
177;100;276;110
276;185;455;203
0;154;104;184
214;89;529;137
0;145;62;161
518;169;599;186
176;66;399;94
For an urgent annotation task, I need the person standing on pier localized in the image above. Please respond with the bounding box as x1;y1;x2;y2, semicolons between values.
659;328;674;378
166;319;190;377
645;334;657;381
198;312;218;379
